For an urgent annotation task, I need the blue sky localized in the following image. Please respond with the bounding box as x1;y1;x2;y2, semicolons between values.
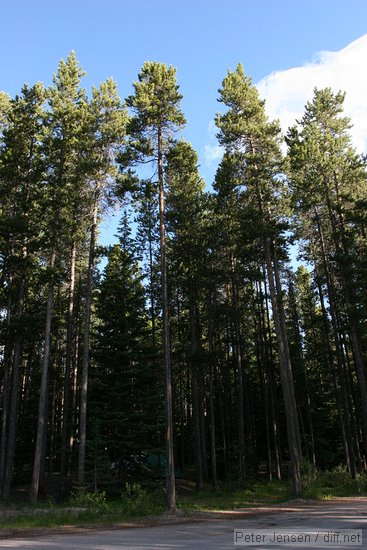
2;0;367;242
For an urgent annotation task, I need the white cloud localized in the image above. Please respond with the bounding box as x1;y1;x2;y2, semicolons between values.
203;120;224;166
204;142;223;164
257;34;367;154
207;119;218;138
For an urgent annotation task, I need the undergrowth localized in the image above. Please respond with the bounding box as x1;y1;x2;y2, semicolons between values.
0;482;166;529
177;479;292;512
300;462;367;499
1;466;366;529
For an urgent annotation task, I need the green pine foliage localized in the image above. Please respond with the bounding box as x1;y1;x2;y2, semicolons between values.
89;234;164;484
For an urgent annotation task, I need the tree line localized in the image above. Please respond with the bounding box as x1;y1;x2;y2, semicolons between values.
0;53;366;510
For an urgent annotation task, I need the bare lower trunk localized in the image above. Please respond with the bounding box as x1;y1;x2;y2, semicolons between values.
69;273;82;461
326;195;367;459
30;248;56;504
0;272;14;495
158;128;176;513
342;289;367;459
230;255;245;482
148;228;156;349
255;278;272;479
208;294;217;490
2;273;26;499
271;245;302;456
60;240;76;498
287;275;316;467
314;213;356;477
78;200;98;485
317;275;356;476
264;237;301;496
262;269;282;480
189;294;203;491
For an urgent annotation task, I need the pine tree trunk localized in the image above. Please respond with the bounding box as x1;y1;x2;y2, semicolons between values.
148;227;156;349
39;374;50;495
199;397;208;480
314;213;357;477
262;269;282;480
0;362;11;495
78;198;98;485
158;127;176;513
271;244;302;455
208;293;217;490
218;390;228;482
229;255;245;483
326;195;367;458
0;272;14;495
264;237;301;495
69;272;82;462
316;275;356;475
2;270;26;499
189;292;203;491
255;278;273;479
30;248;56;504
287;275;316;466
60;240;76;498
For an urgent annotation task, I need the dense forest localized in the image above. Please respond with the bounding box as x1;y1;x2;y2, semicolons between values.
1;52;366;510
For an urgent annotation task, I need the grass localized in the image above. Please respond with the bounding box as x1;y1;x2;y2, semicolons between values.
0;482;167;530
300;464;367;500
177;479;292;512
1;468;366;530
177;468;367;514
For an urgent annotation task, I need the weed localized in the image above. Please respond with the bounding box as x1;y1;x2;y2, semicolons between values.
301;463;367;499
69;489;110;512
119;482;166;516
177;479;292;512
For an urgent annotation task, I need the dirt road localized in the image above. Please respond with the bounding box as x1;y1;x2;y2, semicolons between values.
0;497;366;549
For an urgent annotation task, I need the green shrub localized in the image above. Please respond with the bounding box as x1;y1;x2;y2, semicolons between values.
69;489;110;512
301;464;367;499
119;482;165;516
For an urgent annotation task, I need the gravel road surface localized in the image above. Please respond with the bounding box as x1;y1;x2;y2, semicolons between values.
0;497;366;549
